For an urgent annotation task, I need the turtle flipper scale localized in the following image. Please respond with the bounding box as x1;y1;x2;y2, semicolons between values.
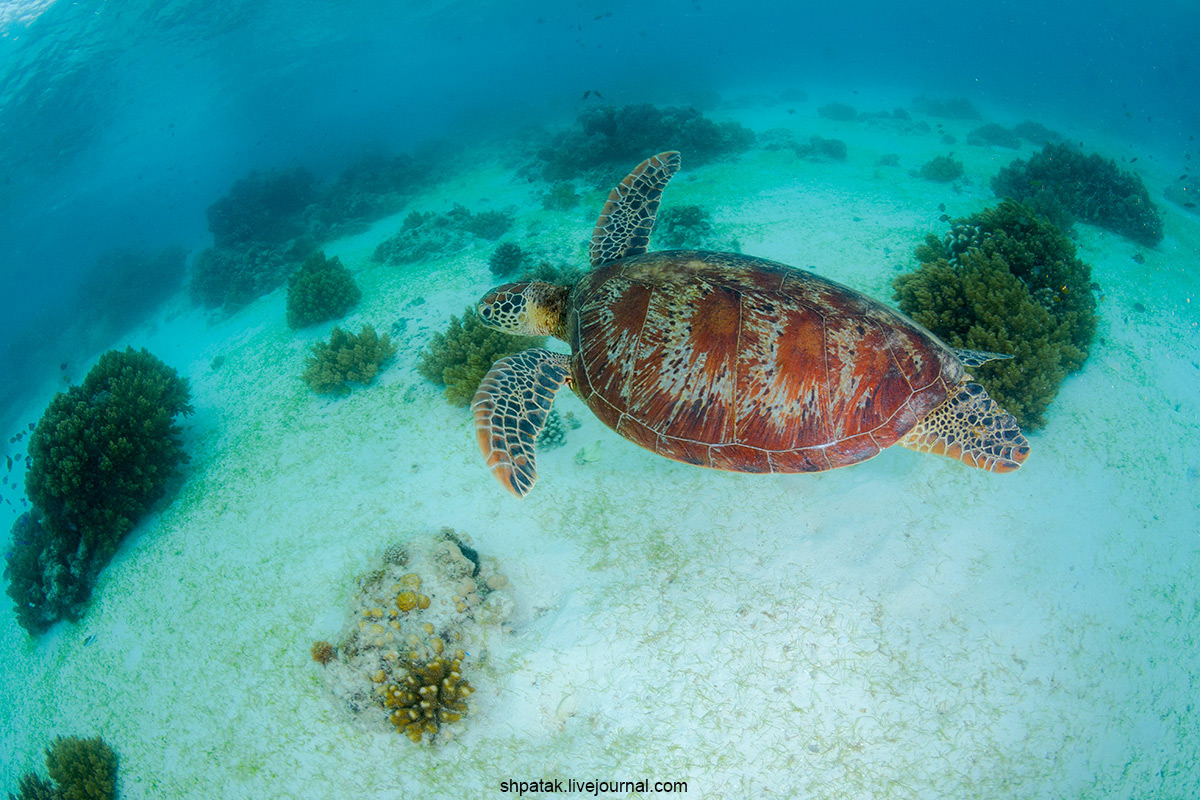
898;381;1030;472
589;151;681;267
471;348;572;497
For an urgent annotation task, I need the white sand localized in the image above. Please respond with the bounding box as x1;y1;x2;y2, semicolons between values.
2;94;1199;798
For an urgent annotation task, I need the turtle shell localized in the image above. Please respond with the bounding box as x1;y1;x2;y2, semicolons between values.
566;251;964;473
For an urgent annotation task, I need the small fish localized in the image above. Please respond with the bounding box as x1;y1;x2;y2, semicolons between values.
939;214;951;222
582;90;591;100
1181;175;1189;181
938;202;946;212
5;455;11;470
1129;157;1138;163
1186;202;1197;208
592;89;603;99
1132;253;1145;264
83;634;97;646
1133;302;1147;313
59;362;68;371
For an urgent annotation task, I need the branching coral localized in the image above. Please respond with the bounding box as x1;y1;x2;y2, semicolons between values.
655;204;715;249
919;155;964;182
307;151;432;238
383;655;474;743
817;102;858;121
540;182;580;211
190;238;314;311
373;204;513;266
488;243;529;278
44;735;118;800
991;142;1164;246
894;201;1097;428
205;167;317;250
533;103;754;182
4;511;81;635
7;348;192;634
10;772;56;800
286;251;362;328
301;325;396;395
416;309;545;406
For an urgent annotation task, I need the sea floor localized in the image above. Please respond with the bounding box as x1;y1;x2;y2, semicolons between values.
3;90;1199;799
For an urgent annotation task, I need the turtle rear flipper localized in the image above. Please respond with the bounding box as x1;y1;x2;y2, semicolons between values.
899;382;1030;472
472;348;571;497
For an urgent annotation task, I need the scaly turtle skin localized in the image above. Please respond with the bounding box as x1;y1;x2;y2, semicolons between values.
472;152;1029;497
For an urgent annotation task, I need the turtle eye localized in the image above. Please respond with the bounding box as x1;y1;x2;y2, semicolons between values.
478;303;492;320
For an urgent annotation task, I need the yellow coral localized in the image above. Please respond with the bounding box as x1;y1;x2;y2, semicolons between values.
398;573;422;590
382;656;473;743
396;591;418;612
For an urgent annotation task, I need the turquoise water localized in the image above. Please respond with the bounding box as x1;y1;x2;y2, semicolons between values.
2;1;1198;798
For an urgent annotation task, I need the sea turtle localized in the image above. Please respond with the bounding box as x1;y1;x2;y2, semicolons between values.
471;151;1029;497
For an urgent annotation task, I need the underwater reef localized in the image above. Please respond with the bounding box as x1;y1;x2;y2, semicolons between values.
314;529;514;744
301;325;396;395
191;152;437;312
11;735;118;800
190;166;322;311
305;151;433;239
417;309;545;407
206;167;318;250
817;102;858;122
758;130;848;162
966;123;1022;149
5;348;192;634
372;205;513;267
992;142;1164;246
893;201;1097;429
532;103;754;183
1011;119;1061;147
285;251;362;329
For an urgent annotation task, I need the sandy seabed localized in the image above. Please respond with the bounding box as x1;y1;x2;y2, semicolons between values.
3;91;1198;799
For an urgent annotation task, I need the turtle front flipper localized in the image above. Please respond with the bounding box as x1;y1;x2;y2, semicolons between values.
471;348;572;497
590;151;681;267
899;382;1030;472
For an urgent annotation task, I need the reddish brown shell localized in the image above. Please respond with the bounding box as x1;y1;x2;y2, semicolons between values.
566;251;964;473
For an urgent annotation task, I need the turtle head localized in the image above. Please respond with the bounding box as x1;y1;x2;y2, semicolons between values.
477;281;569;339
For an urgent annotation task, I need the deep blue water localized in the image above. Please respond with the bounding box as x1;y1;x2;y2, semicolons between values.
1;2;1196;313
1;0;1197;427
